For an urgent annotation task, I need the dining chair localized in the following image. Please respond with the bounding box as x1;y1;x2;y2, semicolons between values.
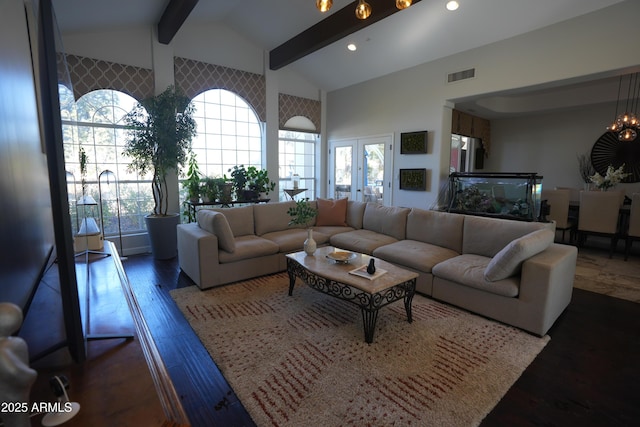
624;193;640;261
577;190;623;258
542;189;575;242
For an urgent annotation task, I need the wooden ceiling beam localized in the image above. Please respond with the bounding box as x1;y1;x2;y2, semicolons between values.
270;0;422;70
157;0;199;45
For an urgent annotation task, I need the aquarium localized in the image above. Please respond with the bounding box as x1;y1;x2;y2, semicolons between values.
448;172;543;221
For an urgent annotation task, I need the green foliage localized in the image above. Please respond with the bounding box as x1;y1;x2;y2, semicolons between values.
79;146;88;196
123;85;197;216
228;165;249;199
287;198;317;228
229;165;276;199
247;166;276;195
184;152;201;201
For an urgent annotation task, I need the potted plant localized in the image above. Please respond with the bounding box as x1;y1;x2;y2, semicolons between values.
184;152;201;203
229;165;258;201
287;198;318;255
248;166;276;198
123;85;197;259
201;176;220;203
217;175;233;204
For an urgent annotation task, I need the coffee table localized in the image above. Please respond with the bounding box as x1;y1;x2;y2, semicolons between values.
286;246;418;343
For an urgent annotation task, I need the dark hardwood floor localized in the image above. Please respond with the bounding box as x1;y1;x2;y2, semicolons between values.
24;244;640;426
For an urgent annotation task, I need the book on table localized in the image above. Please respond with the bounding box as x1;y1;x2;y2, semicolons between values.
349;265;387;280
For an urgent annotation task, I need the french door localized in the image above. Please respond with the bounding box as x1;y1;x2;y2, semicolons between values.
329;134;393;204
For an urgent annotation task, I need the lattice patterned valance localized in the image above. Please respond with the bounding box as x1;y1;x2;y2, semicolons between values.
174;57;266;122
279;93;321;132
451;109;491;156
62;54;154;102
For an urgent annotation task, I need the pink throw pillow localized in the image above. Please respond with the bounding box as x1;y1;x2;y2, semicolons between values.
315;198;348;226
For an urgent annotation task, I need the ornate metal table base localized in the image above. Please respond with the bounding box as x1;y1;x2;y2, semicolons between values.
287;257;416;344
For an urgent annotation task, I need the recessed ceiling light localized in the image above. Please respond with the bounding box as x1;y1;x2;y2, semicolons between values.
446;1;459;11
347;43;357;51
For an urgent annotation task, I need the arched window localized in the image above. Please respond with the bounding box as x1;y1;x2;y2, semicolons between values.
190;89;264;178
60;86;153;238
278;116;318;201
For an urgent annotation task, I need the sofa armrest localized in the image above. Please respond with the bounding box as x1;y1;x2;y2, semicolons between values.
177;223;220;288
518;243;578;335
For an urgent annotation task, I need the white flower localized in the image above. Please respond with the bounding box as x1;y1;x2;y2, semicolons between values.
589;164;629;190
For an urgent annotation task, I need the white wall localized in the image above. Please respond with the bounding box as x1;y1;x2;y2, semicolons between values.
488;102;640;197
327;2;640;209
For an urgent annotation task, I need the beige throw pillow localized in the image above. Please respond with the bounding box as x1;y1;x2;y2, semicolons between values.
197;210;236;253
484;228;554;281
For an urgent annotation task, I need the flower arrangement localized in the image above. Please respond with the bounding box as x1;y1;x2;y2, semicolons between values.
589;164;630;191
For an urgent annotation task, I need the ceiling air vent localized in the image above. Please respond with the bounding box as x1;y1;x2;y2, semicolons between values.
447;68;476;83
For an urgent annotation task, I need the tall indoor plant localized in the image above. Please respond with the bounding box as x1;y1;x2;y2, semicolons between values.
123;85;197;259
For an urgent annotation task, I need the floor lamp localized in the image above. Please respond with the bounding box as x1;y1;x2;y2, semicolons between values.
98;170;125;259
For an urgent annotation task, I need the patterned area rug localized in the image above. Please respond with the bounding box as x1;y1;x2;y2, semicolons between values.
171;273;549;427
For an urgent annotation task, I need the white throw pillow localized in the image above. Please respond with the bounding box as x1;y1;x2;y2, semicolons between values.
484;229;554;281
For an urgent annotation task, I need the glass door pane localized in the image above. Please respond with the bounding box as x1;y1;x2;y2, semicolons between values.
362;142;385;204
330;135;392;203
333;144;354;199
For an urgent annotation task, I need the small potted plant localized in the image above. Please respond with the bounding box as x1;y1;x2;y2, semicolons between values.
229;165;253;201
183;152;201;203
248;166;276;198
287;198;318;255
201;176;220;203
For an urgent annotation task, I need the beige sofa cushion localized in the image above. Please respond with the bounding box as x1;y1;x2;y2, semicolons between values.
316;198;348;226
373;240;459;273
254;201;300;235
462;215;549;257
484;228;555;281
218;235;279;263
346;200;367;229
330;229;398;254
262;229;330;252
362;204;410;240
432;254;520;297
406;209;464;253
213;205;254;237
196;210;235;252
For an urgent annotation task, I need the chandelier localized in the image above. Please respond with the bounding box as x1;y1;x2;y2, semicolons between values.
607;73;640;142
316;0;414;19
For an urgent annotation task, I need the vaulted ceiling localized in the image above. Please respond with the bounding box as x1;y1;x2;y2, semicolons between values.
53;0;627;116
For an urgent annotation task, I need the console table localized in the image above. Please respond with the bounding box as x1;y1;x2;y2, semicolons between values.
185;199;270;222
283;188;307;200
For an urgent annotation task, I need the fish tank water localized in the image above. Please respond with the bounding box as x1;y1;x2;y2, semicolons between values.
448;172;543;221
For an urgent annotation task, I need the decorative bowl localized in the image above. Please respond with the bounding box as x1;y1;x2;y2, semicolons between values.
326;251;357;264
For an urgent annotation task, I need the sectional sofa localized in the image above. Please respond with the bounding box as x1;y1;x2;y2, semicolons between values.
176;199;577;336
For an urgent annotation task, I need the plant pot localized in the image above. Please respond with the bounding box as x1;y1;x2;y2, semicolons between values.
145;213;180;259
218;183;233;203
240;189;258;201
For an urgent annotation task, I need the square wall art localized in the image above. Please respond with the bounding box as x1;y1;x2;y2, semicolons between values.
399;168;427;191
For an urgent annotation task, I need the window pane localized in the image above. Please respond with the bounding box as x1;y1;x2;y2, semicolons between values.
190;89;263;180
61;88;153;237
278;128;318;201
